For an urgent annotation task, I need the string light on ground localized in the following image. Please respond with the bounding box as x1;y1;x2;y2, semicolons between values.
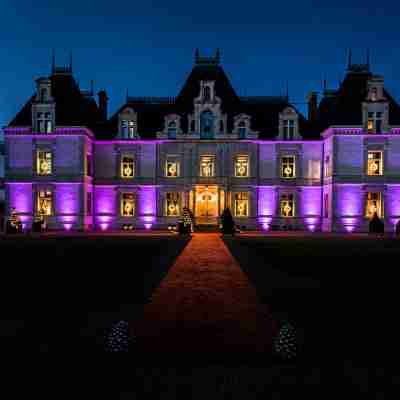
104;320;131;352
273;321;297;360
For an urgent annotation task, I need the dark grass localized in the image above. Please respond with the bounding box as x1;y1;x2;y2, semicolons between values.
223;234;399;387
0;234;190;354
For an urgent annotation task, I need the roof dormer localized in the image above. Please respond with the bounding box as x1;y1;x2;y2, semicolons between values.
278;107;300;140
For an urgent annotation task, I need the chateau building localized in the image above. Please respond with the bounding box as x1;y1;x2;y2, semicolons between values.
4;50;400;232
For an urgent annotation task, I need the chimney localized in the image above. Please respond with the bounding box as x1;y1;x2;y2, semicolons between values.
97;90;108;120
307;91;318;121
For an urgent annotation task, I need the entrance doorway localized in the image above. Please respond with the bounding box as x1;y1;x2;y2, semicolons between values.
195;185;219;225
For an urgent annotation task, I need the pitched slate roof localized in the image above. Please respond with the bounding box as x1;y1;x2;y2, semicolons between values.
101;63;312;140
317;67;400;129
8;71;103;129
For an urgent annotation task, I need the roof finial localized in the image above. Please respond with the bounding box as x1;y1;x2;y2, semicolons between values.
216;48;221;64
366;48;370;71
90;80;94;96
286;80;289;101
347;48;352;69
126;88;129;102
51;49;56;74
323;74;327;91
195;48;200;64
69;51;73;72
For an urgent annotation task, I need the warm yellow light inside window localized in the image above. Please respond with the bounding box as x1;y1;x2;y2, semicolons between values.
166;193;180;216
367;151;383;176
281;156;296;178
200;156;215;177
368;119;374;131
121;156;134;178
37;190;52;216
37;151;52;175
366;192;383;218
166;160;179;177
235;156;249;177
121;193;135;216
234;192;249;217
280;194;295;217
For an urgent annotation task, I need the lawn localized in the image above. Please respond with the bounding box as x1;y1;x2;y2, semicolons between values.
0;233;190;353
224;233;399;374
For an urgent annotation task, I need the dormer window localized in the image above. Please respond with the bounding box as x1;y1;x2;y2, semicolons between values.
279;107;299;140
367;112;383;133
37;112;53;133
200;110;215;139
167;121;177;139
282;120;295;140
119;108;138;139
233;114;251;139
32;77;55;133
238;121;247;139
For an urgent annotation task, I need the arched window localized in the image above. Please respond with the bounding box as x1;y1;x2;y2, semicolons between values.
200;110;214;139
238;121;247;139
167;121;177;139
203;86;211;102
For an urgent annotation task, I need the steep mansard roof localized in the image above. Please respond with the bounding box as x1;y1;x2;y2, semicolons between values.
8;72;103;129
101;63;313;140
8;60;400;140
317;67;400;129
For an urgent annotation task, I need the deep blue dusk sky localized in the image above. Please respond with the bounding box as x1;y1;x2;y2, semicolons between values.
1;0;399;134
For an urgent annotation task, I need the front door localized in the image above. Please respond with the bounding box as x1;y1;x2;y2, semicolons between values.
195;185;218;225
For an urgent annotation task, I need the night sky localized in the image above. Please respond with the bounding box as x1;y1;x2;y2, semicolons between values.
1;0;399;135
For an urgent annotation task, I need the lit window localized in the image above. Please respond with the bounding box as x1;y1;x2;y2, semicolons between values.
121;193;135;217
234;192;249;217
235;155;249;177
366;192;383;218
36;150;52;175
166;193;180;216
283;120;295;140
367;112;383;133
37;190;53;216
200;155;215;177
367;151;383;176
166;159;179;177
281;156;296;179
280;194;295;217
121;156;134;178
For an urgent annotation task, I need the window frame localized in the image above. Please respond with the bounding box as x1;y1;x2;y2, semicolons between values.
165;158;180;178
36;189;53;216
234;192;249;217
199;155;215;177
36;149;53;176
367;150;383;176
280;155;296;179
165;192;181;217
365;192;383;219
120;155;135;179
234;155;249;177
280;193;295;218
120;192;136;217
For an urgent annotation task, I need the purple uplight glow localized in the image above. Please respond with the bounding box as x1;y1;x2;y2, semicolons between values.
144;223;152;230
100;223;109;231
64;223;73;231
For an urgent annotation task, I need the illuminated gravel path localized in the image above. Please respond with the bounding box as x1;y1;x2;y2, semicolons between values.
131;233;278;357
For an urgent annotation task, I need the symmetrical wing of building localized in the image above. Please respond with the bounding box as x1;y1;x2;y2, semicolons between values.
4;50;400;232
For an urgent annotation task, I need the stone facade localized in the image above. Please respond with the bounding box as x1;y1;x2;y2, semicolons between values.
4;51;400;232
